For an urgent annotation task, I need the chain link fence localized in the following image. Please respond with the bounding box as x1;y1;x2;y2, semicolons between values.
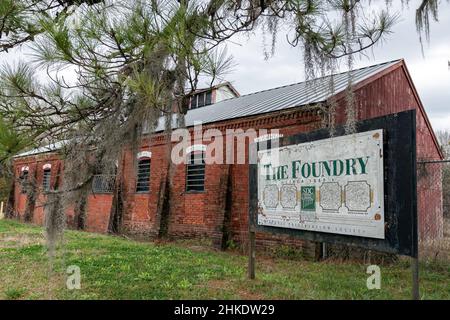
417;160;450;262
317;159;450;264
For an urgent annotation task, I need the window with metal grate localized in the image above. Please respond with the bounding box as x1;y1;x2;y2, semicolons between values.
20;170;29;194
186;152;205;192
92;175;115;193
42;168;51;192
136;158;151;192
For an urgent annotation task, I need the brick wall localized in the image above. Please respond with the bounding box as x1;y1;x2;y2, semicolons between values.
332;64;444;240
10;62;444;249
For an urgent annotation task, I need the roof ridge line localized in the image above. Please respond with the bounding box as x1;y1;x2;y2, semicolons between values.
233;59;402;100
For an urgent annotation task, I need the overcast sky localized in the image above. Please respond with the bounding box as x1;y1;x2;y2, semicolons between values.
220;2;450;132
1;1;449;132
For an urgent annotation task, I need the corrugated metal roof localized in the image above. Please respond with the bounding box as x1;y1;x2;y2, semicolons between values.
155;59;400;131
15;59;400;158
14;140;69;158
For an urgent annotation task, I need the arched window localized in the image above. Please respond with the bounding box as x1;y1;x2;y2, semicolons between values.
20;166;29;194
136;151;151;192
42;168;51;192
186;145;206;192
42;164;52;192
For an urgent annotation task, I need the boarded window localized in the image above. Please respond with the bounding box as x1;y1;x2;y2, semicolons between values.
20;170;29;194
92;175;115;193
42;168;51;192
186;152;205;192
136;158;151;192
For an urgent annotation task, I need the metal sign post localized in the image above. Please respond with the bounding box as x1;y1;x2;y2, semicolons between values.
248;229;256;279
412;257;420;300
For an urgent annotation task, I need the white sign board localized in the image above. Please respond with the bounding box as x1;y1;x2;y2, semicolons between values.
257;129;385;239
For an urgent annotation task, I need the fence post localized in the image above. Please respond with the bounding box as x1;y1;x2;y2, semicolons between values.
0;201;4;219
322;242;328;259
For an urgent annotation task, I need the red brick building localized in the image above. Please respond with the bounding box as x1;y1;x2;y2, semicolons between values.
10;59;445;249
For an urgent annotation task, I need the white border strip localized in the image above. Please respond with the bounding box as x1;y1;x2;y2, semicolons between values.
137;151;152;159
43;163;52;170
186;144;206;154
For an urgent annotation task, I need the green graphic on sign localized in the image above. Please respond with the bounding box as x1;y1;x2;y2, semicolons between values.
301;186;316;211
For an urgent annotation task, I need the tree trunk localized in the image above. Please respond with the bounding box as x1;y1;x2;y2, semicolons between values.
221;165;233;250
74;186;89;230
24;168;38;222
5;177;16;219
108;176;124;234
156;114;176;238
157;173;171;238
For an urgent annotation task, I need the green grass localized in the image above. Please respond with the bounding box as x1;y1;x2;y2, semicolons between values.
0;219;448;300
